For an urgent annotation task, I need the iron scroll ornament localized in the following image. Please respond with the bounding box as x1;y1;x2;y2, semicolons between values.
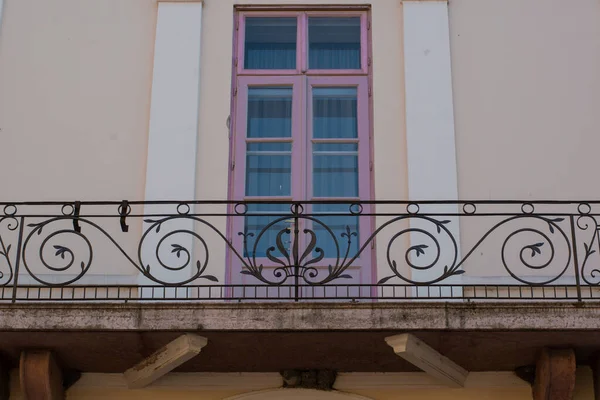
3;201;580;287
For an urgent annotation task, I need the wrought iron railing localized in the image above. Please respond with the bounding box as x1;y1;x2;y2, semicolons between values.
1;200;599;302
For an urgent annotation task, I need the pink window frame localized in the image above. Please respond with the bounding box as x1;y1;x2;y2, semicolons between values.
231;75;304;204
303;11;369;75
237;11;303;76
304;76;374;286
237;11;369;76
227;8;375;287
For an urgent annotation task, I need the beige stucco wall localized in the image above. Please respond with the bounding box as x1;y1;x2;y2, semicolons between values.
1;0;599;284
450;0;600;200
0;0;156;202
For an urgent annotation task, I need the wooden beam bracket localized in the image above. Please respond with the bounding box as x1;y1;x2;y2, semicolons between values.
385;333;468;388
20;350;64;400
124;334;208;389
533;348;576;400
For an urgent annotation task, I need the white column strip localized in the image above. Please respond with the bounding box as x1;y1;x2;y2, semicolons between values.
0;0;5;34
142;2;203;285
403;1;461;288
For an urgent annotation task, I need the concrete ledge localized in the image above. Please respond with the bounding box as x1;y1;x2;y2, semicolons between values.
0;302;597;331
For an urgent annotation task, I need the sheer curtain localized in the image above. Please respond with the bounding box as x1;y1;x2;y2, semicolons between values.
309;43;360;70
244;88;293;257
312;88;360;257
309;17;361;70
244;17;297;70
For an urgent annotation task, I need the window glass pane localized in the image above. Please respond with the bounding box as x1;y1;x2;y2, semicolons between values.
309;17;361;70
313;143;358;198
245;17;297;69
246;142;291;197
247;87;293;138
313;87;358;139
243;203;291;258
312;204;359;258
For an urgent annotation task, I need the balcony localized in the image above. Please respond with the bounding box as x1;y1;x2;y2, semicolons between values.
2;200;600;391
0;199;599;302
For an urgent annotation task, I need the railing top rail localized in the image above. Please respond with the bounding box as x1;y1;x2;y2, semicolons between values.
3;199;600;207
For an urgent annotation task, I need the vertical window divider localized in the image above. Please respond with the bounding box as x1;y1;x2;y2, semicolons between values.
300;12;308;74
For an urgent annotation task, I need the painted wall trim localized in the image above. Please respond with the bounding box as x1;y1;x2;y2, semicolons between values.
143;1;203;283
402;1;461;284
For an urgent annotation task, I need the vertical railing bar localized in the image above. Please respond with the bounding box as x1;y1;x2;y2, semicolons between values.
569;215;583;302
11;217;25;303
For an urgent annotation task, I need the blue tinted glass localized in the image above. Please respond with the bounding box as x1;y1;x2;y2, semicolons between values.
313;143;358;198
245;142;291;197
312;204;360;258
247;88;293;138
313;88;357;139
309;17;361;70
243;203;291;258
245;17;297;69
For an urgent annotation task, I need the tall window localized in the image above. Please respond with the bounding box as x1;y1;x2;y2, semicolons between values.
229;10;373;287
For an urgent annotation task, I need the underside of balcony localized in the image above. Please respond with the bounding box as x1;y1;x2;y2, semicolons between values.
0;302;599;374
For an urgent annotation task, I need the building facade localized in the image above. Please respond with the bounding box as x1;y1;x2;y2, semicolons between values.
0;0;600;398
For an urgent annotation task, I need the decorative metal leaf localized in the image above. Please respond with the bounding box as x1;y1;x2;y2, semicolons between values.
527;242;544;257
299;229;317;264
452;270;466;275
341;225;357;239
266;246;287;267
240;270;253;275
81;262;85;271
144;219;157;224
409;244;428;257
303;248;325;268
377;276;394;284
274;229;290;262
339;274;352;279
5;245;10;255
201;275;218;282
54;245;68;259
585;242;590;254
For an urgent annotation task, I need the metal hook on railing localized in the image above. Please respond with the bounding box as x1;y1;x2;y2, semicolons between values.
119;200;129;233
73;201;81;233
